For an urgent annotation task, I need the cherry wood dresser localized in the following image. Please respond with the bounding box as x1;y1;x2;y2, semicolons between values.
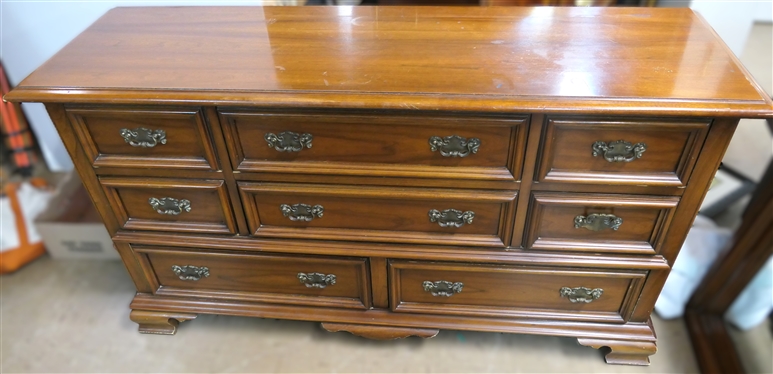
7;6;773;366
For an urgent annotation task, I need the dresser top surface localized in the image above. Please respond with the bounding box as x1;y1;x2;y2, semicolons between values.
7;6;773;116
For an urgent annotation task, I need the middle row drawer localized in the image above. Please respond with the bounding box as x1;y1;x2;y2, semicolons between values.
100;177;678;253
238;183;517;247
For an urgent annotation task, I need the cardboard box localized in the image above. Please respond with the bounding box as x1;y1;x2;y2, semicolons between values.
35;172;118;259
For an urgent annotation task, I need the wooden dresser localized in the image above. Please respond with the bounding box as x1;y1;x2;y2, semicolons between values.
7;6;773;366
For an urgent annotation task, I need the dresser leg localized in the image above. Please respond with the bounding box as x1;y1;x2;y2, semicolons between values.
321;322;439;340
129;310;198;335
576;338;657;366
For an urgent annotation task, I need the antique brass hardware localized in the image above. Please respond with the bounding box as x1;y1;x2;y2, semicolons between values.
297;272;336;288
149;197;191;215
423;280;464;297
171;265;209;281
120;127;166;148
265;131;313;152
574;213;622;231
591;140;646;162
429;208;475;228
280;203;324;222
429;135;480;157
560;287;603;303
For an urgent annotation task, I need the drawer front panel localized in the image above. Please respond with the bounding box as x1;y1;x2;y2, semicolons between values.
522;193;679;254
239;183;517;247
101;177;237;234
389;260;646;323
221;110;527;180
137;247;370;309
537;117;709;186
67;107;219;170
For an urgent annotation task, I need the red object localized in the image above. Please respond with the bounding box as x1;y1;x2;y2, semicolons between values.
0;62;38;174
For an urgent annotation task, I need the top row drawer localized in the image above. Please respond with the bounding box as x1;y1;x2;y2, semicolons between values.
67;107;526;181
66;106;709;186
220;110;527;181
536;118;710;187
67;107;219;170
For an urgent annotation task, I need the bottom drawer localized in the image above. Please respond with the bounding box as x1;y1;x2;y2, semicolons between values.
389;260;646;323
136;247;371;309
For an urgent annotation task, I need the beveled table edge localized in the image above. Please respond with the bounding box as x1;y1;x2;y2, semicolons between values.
6;88;773;119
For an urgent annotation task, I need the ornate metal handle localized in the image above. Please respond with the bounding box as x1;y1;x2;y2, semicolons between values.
429;135;480;157
120;127;166;148
423;280;464;297
172;265;209;281
265;131;313;152
280;203;324;222
429;208;474;228
574;213;623;231
298;272;336;288
591;140;646;162
149;197;191;215
560;287;603;303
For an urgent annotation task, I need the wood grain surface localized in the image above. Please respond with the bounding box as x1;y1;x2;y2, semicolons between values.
116;231;672;270
389;260;645;322
6;7;773;117
523;192;680;255
141;247;371;309
239;182;517;247
221;109;526;181
100;177;237;234
536;117;710;186
66;106;219;170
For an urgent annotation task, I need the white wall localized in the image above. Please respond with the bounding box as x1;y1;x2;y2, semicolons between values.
663;1;772;56
2;1;266;171
754;0;773;22
690;0;772;57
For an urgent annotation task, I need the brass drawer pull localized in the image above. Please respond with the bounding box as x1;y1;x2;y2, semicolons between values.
574;213;622;231
429;208;474;228
265;131;313;152
120;127;167;148
423;280;464;297
298;272;336;288
280;203;324;222
591;140;646;162
172;265;209;281
429;135;480;157
560;287;603;303
149;197;191;215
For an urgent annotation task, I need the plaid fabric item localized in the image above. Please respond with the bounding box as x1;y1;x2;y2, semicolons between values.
1;61;38;176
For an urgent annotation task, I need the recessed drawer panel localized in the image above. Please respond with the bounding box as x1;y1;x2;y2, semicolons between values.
100;177;237;234
522;192;680;255
537;117;709;186
389;260;646;323
220;110;527;181
67;106;218;170
136;246;370;309
239;183;517;247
